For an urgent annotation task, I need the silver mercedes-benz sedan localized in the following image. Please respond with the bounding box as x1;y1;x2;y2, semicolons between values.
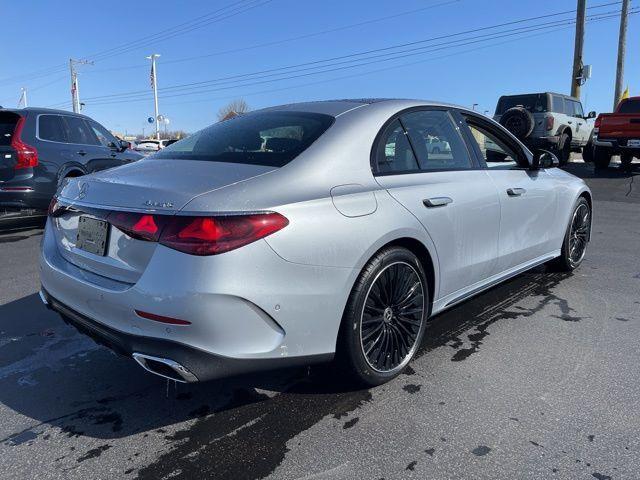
39;99;592;385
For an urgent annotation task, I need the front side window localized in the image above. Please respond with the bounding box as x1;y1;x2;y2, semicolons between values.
400;110;472;171
465;121;524;169
89;121;119;148
38;115;67;142
63;116;99;145
570;100;584;118
154;111;334;167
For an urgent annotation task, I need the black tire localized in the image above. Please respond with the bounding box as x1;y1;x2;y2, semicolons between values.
557;133;571;166
621;153;633;172
594;147;611;170
337;246;429;386
550;197;591;272
499;107;535;139
582;140;594;163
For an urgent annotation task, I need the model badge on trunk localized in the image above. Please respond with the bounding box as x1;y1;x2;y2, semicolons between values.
144;200;174;208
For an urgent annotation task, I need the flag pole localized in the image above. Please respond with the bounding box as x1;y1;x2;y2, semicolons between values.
147;54;161;140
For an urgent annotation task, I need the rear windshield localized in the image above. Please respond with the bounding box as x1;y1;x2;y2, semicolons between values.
154;111;334;167
618;99;640;114
496;94;548;115
0;112;20;147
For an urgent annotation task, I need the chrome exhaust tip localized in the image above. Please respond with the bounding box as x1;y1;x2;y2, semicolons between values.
132;353;198;383
39;290;49;306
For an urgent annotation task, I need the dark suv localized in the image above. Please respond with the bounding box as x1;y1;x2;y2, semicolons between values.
0;107;142;217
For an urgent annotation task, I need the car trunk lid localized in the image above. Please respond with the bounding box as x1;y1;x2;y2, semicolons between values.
52;158;277;282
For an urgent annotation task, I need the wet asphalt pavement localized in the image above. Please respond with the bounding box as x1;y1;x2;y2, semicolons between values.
1;161;639;480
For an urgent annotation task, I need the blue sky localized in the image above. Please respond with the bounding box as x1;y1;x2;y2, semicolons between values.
0;0;637;135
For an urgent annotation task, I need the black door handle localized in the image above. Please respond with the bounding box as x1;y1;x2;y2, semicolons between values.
507;188;526;196
77;150;87;156
423;197;453;208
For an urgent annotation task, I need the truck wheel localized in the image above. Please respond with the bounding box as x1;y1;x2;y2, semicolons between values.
594;147;611;170
557;133;571;166
621;154;633;172
582;141;594;163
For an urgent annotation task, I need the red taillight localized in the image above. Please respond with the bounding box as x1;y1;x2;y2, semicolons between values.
545;116;554;131
594;115;603;129
159;213;289;255
107;211;166;241
11;116;38;169
107;211;288;255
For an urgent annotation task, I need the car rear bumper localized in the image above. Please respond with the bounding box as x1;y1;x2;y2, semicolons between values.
40;288;331;382
39;218;354;381
593;137;640;152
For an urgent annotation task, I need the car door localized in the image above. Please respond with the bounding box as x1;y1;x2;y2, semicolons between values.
460;113;560;274
373;108;501;300
61;115;113;173
570;100;589;144
87;120;136;167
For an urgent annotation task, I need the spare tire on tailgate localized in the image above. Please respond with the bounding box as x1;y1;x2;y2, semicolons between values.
499;106;534;139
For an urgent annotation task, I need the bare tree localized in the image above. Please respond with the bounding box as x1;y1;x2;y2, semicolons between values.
217;99;249;121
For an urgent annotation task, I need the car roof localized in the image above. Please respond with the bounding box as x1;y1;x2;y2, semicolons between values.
0;106;94;119
498;92;580;102
257;98;467;117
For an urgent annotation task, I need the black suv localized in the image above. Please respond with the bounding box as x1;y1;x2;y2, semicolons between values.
0;107;142;217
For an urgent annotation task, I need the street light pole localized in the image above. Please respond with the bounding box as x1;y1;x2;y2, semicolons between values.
146;54;161;140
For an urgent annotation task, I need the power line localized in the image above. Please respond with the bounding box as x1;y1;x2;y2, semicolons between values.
88;0;463;74
53;7;633;107
86;18;612;111
0;0;270;86
77;12;636;109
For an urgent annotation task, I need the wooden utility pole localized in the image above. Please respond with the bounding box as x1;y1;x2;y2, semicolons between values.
613;0;630;109
570;0;587;98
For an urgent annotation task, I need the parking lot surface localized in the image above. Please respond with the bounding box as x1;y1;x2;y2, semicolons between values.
1;162;639;480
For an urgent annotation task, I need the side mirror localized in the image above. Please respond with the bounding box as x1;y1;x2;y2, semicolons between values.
532;149;559;169
119;140;131;151
587;111;597;119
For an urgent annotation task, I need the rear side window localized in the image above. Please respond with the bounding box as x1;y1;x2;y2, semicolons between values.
552;95;566;113
618;99;640;113
496;94;548;114
0;112;20;146
38;115;68;142
154;111;334;167
63;116;99;145
400;110;472;171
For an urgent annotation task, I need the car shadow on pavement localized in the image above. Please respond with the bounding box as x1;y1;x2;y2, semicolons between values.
0;266;571;442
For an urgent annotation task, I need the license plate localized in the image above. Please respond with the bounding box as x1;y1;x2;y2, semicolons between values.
627;139;640;148
76;216;109;256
